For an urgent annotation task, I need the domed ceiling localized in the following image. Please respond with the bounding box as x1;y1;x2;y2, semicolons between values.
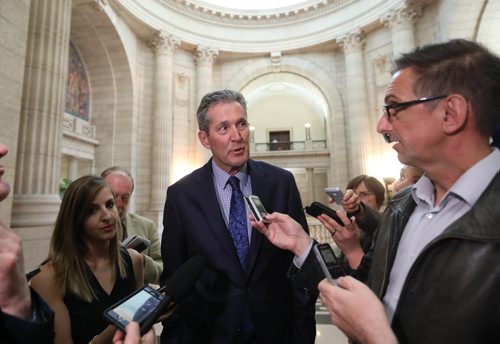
198;0;310;10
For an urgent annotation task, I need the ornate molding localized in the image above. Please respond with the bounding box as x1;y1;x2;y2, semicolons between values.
381;4;421;28
149;31;181;53
373;54;392;86
270;51;282;72
338;29;365;53
194;45;219;65
160;0;357;26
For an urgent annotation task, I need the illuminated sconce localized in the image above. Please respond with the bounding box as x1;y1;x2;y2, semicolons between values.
249;126;255;143
304;123;311;140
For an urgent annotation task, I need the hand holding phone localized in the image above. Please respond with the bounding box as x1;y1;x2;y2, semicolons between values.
244;195;270;223
304;201;346;224
105;255;205;336
313;243;345;285
104;286;168;335
324;187;344;204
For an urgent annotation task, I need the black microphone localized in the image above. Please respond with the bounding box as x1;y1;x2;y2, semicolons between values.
157;255;205;302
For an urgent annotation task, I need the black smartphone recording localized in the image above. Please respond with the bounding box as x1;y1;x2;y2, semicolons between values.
304;201;345;224
313;243;346;284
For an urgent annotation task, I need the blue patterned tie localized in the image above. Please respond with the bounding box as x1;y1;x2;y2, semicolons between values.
228;176;249;267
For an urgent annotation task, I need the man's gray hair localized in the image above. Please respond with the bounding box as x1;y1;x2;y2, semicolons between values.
196;89;247;132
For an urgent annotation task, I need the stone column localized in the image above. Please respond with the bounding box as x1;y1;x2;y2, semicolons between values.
382;5;420;58
194;45;219;165
338;30;369;176
306;167;315;206
13;0;71;224
149;32;180;221
68;157;79;181
12;0;72;269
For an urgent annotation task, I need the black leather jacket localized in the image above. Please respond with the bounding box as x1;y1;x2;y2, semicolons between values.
360;171;500;343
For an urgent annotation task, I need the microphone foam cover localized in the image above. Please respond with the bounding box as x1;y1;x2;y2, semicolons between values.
165;255;205;302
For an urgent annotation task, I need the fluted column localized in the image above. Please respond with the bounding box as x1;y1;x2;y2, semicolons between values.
194;45;219;165
149;32;180;214
338;30;369;176
382;5;420;58
12;0;72;230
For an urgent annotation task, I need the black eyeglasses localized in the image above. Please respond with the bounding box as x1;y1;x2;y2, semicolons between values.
383;95;447;120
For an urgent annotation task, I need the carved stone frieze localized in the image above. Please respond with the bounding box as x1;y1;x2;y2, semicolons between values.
338;29;365;53
194;45;219;64
149;31;181;53
159;0;357;26
381;4;422;28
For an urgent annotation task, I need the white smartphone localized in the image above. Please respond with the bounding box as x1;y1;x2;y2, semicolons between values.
324;187;344;204
244;195;270;223
313;243;345;285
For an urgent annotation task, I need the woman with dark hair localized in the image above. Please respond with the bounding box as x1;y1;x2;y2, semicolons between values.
346;175;385;211
32;175;143;344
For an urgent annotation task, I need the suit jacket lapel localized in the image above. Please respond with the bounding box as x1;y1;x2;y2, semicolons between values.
245;160;271;277
195;161;247;278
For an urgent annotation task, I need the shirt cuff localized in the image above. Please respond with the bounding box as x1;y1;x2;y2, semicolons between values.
292;239;314;269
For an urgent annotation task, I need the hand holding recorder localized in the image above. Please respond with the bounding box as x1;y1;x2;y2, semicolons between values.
104;255;205;335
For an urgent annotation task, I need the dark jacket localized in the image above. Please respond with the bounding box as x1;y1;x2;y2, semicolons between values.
292;172;500;343
160;159;317;344
361;171;500;343
0;289;54;344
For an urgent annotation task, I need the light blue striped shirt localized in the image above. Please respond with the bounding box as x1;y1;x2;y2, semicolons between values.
383;148;500;322
211;160;253;244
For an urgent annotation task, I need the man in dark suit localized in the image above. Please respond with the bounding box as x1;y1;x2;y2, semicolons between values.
160;89;316;344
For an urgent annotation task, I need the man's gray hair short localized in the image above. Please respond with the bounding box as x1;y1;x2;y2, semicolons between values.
196;89;247;133
100;166;134;193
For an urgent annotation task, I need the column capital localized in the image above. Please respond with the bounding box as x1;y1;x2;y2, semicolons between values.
337;29;365;53
149;31;181;53
381;5;421;29
194;45;219;65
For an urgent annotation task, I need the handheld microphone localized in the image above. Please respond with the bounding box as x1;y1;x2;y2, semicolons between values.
158;255;205;302
103;255;205;335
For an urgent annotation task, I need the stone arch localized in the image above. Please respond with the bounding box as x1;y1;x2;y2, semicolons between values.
222;55;349;187
70;4;136;171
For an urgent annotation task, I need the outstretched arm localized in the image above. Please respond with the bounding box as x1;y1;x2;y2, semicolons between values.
318;277;397;344
250;212;312;257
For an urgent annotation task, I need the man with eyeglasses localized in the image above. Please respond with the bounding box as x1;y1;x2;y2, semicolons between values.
251;39;500;344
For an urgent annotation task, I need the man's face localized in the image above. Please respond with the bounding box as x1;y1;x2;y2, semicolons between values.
0;143;10;202
103;173;133;219
198;101;250;175
377;68;445;169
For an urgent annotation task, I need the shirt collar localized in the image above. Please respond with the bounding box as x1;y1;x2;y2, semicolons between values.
412;148;500;207
211;160;249;190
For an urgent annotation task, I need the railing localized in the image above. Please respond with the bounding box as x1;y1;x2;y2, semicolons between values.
308;218;341;255
253;140;327;152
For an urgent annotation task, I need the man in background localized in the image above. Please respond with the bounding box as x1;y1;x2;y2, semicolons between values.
101;166;163;284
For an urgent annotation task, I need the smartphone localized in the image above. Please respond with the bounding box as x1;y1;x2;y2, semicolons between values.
324;187;344;204
104;286;168;335
304;201;345;224
244;195;270;223
313;243;345;285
